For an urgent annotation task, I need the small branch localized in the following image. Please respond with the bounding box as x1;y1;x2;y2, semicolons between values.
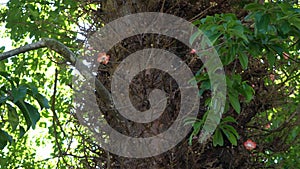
188;2;217;23
51;68;68;166
51;68;67;138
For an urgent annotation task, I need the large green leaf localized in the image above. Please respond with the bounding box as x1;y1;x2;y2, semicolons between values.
0;61;5;72
288;16;300;30
23;102;40;129
222;128;238;146
7;104;19;131
267;52;276;67
0;46;5;52
19;126;26;138
229;92;241;114
257;13;270;33
26;84;50;109
279;21;291;34
12;85;27;103
240;82;254;103
238;52;249;69
208;32;221;45
16;101;40;130
0;95;9;105
213;128;224;147
34;93;50;109
0;129;12;150
0;132;8;149
221;116;237;124
222;124;239;138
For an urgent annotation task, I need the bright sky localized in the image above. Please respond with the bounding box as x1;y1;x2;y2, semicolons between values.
0;0;8;5
0;30;12;51
0;0;12;51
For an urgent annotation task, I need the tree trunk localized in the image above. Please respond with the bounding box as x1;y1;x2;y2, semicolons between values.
92;0;258;168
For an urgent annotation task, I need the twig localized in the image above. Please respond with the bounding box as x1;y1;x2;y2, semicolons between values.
51;68;68;166
189;5;214;23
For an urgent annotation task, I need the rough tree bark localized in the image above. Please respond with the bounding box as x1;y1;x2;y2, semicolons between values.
1;0;282;168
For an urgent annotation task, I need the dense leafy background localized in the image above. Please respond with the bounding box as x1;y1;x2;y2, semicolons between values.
0;0;299;168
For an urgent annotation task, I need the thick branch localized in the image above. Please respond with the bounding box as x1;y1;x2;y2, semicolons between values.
0;38;76;64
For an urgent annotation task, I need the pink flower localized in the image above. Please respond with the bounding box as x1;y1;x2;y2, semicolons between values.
97;52;110;64
269;74;275;81
190;49;196;54
244;139;257;151
283;52;289;60
264;123;271;129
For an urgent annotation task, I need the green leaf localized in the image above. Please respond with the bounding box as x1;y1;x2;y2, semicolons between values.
221;116;237;124
0;46;5;52
28;84;39;96
0;95;9;105
193;120;203;132
184;117;199;126
222;128;238;146
7;104;19;131
208;32;221;44
240;82;254;103
19;126;26;138
288;16;300;30
24;102;40;129
0;61;5;72
26;84;50;109
0;129;12;149
188;120;204;145
239;52;249;69
223;43;236;65
16;101;40;130
35;93;50;109
200;80;211;90
229;92;241;114
194;70;207;81
0;131;8;149
213;128;224;146
12;85;27;103
228;24;248;42
222;13;237;22
198;78;211;96
232;74;242;84
226;77;233;87
257;14;270;33
267;52;276;67
279;21;291;34
253;12;263;36
16;101;32;130
271;45;284;55
222;124;239;138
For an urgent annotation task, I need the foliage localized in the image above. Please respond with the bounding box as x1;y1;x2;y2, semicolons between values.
189;1;300;167
0;0;299;168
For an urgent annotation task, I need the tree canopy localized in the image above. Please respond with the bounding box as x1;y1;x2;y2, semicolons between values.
0;0;299;168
